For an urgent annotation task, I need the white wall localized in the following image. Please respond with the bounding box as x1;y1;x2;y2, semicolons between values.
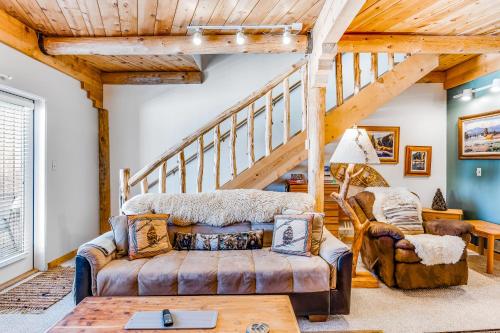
105;53;303;215
0;43;99;266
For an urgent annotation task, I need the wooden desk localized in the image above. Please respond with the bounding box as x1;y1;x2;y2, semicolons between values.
48;295;300;333
467;220;500;274
422;208;463;221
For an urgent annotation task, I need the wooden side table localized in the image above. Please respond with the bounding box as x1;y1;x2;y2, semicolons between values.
467;220;500;274
422;208;463;221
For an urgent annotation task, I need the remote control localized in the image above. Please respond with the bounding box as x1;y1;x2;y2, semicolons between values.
162;309;174;327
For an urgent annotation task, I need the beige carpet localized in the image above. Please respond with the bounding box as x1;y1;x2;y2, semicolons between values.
300;253;500;333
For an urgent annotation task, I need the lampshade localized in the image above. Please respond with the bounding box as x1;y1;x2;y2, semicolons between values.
329;128;380;165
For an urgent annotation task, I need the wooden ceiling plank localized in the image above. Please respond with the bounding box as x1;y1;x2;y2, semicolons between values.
97;0;122;36
242;0;280;25
0;1;35;28
207;0;238;26
35;0;74;36
445;54;500;89
154;0;177;35
76;0;105;36
137;0;158;35
42;34;308;54
453;10;500;36
101;71;202;84
337;34;500;54
275;0;319;26
170;0;198;35
224;0;259;26
190;0;218;26
117;0;138;36
417;71;446;83
348;0;403;31
56;0;90;35
258;0;300;26
15;0;57;34
296;0;323;34
435;54;476;71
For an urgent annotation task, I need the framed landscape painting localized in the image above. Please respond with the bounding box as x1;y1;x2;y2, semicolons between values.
458;110;500;159
405;146;432;176
360;126;400;164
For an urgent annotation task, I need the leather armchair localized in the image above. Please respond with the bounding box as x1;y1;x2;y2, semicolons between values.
349;192;472;289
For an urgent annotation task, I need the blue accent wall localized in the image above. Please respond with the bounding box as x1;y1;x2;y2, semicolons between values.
447;71;500;224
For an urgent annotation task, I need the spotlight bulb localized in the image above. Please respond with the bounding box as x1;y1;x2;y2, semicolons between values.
192;29;202;45
491;78;500;93
461;88;473;101
236;30;246;45
282;28;291;45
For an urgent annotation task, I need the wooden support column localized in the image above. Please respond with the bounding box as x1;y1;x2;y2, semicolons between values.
307;87;326;212
98;109;111;233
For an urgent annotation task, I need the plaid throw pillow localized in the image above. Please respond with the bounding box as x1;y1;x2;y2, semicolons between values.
383;204;424;233
127;214;172;259
271;214;313;256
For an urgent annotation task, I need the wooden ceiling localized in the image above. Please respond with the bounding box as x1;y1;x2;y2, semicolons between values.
0;0;498;74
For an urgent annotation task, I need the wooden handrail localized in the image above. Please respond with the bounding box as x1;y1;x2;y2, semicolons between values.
128;58;307;187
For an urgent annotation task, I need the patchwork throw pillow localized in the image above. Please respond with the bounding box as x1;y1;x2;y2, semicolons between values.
383;203;424;234
128;214;172;259
173;230;263;251
108;215;129;257
282;209;324;255
272;214;313;256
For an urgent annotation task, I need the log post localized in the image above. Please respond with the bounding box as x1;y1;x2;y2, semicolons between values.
247;103;255;167
353;52;360;95
335;53;343;106
301;63;308;131
230;114;237;179
197;136;204;193
265;90;273;156
388;52;395;70
141;178;149;194
370;53;378;83
178;150;186;193
307;87;326;212
158;161;167;193
283;78;290;144
119;168;130;214
98;109;111;233
213;125;221;189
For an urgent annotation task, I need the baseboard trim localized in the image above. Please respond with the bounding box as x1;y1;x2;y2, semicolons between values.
0;269;38;292
48;249;77;269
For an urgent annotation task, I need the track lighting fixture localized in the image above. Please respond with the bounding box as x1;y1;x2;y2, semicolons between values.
452;77;500;101
236;29;246;45
460;88;473;101
491;78;500;93
192;28;202;45
282;27;291;45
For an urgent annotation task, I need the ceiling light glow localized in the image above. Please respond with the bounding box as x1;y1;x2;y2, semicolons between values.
282;27;291;45
236;30;246;45
192;29;202;45
491;78;500;93
460;88;473;101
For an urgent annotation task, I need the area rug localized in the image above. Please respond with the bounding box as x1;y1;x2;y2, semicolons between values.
0;267;74;314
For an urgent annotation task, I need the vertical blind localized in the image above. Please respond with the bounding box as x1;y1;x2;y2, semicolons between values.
0;91;34;263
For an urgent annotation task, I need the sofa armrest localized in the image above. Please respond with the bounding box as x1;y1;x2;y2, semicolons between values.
319;227;350;267
367;221;405;241
75;231;117;298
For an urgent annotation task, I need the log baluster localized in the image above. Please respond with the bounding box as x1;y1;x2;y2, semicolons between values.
230;114;237;179
119;168;130;214
335;53;343;106
178;150;186;193
141;178;148;194
370;53;378;83
247;103;255;167
213;125;221;189
265;91;273;156
353;52;361;95
388;53;395;70
301;63;308;131
283;77;290;144
158;161;167;193
197;136;204;192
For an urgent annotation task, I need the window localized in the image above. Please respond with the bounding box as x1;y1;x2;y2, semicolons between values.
0;91;34;266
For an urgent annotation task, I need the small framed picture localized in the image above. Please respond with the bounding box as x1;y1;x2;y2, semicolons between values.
405;146;432;176
359;126;400;164
458;109;500;160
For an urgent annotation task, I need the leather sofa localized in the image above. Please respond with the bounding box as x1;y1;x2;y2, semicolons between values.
74;192;353;319
349;191;472;289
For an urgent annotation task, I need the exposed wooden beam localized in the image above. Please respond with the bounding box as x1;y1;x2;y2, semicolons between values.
445;54;500;89
101;71;203;84
98;109;111;233
338;34;500;54
309;0;366;87
325;54;439;142
41;34;308;55
417;71;446;83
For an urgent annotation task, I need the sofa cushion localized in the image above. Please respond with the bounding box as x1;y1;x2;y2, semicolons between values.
98;248;331;297
108;215;129;257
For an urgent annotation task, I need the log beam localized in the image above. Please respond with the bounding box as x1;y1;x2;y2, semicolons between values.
444;54;500;89
339;34;500;54
98;109;111;233
101;71;203;85
309;0;366;87
41;34;308;55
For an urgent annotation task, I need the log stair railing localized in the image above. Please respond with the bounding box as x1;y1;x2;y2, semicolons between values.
119;52;424;211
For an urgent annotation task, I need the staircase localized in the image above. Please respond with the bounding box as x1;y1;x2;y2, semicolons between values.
118;52;438;210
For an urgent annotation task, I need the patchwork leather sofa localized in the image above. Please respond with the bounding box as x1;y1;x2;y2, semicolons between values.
74;191;353;318
349;191;472;289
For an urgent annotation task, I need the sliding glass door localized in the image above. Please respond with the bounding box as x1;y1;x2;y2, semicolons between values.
0;90;34;284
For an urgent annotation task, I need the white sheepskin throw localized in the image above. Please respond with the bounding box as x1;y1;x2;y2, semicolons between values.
122;189;315;227
365;187;423;223
405;234;465;266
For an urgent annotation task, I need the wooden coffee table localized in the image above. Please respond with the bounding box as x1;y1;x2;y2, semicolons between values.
48;295;300;332
467;220;500;274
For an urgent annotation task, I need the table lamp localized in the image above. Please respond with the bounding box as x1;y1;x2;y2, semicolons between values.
329;126;380;276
